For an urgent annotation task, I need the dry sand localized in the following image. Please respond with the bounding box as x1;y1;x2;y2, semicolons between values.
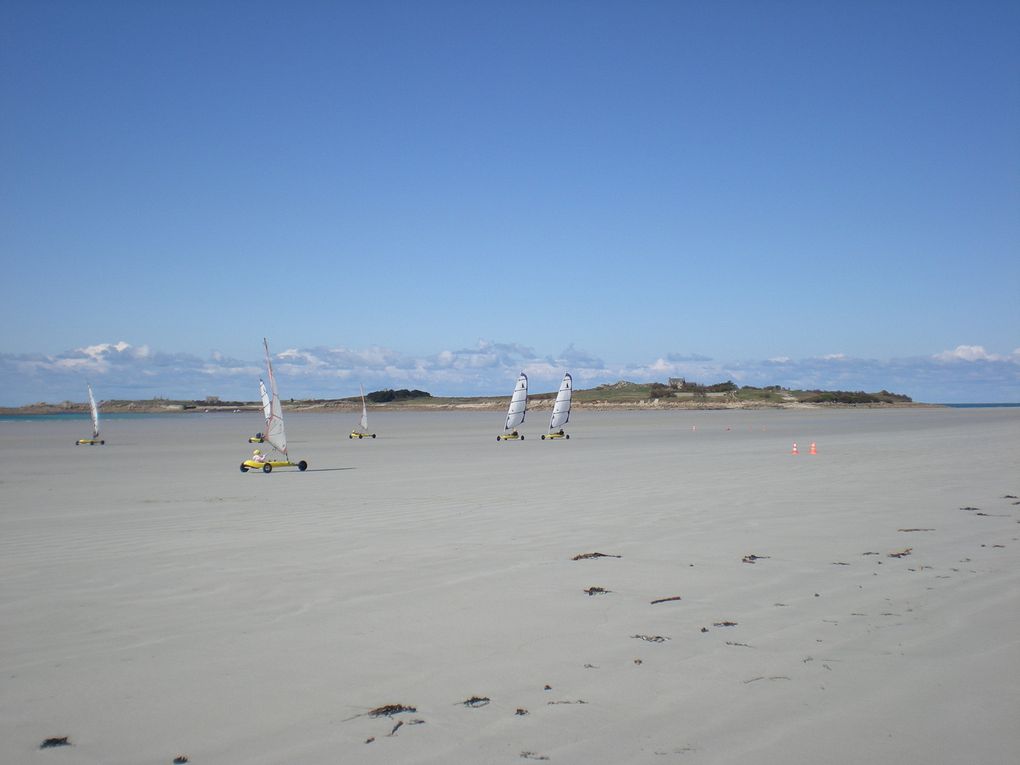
2;408;1018;764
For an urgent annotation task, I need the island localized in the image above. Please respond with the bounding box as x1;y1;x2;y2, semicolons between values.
1;380;920;415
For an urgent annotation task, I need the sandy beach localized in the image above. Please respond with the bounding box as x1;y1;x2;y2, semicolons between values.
2;408;1018;764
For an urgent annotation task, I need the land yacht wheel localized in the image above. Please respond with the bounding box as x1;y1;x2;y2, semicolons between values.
371;434;376;439
240;464;248;472
298;461;308;471
263;463;272;473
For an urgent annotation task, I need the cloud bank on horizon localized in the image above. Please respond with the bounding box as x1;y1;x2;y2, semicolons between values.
2;341;1018;406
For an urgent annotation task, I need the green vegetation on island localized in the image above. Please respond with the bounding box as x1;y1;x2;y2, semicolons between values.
364;389;432;404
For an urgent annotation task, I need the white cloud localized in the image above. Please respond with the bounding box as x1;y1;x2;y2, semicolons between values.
35;341;152;373
933;345;1002;362
648;357;676;374
3;339;1019;405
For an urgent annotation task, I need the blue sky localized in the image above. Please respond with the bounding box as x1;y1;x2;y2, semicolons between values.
2;0;1018;404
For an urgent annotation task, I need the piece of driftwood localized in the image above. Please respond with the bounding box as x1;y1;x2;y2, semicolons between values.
173;757;189;764
463;696;490;707
40;738;70;749
572;552;621;560
742;554;770;564
713;621;738;627
584;587;610;596
650;595;682;604
888;548;912;558
632;634;669;642
898;528;935;532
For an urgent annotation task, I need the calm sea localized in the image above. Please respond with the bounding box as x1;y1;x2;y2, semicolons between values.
941;403;1020;408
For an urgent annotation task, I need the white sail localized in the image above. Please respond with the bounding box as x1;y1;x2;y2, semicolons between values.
263;338;288;456
549;372;572;430
359;384;369;432
87;384;100;439
504;372;528;431
258;379;272;423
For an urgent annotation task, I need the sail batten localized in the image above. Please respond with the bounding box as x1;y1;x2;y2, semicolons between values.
505;372;528;431
262;338;287;456
549;372;572;430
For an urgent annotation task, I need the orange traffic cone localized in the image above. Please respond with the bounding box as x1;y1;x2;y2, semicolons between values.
791;442;799;455
809;442;817;455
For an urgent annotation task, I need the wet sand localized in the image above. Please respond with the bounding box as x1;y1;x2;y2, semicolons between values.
2;408;1018;764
